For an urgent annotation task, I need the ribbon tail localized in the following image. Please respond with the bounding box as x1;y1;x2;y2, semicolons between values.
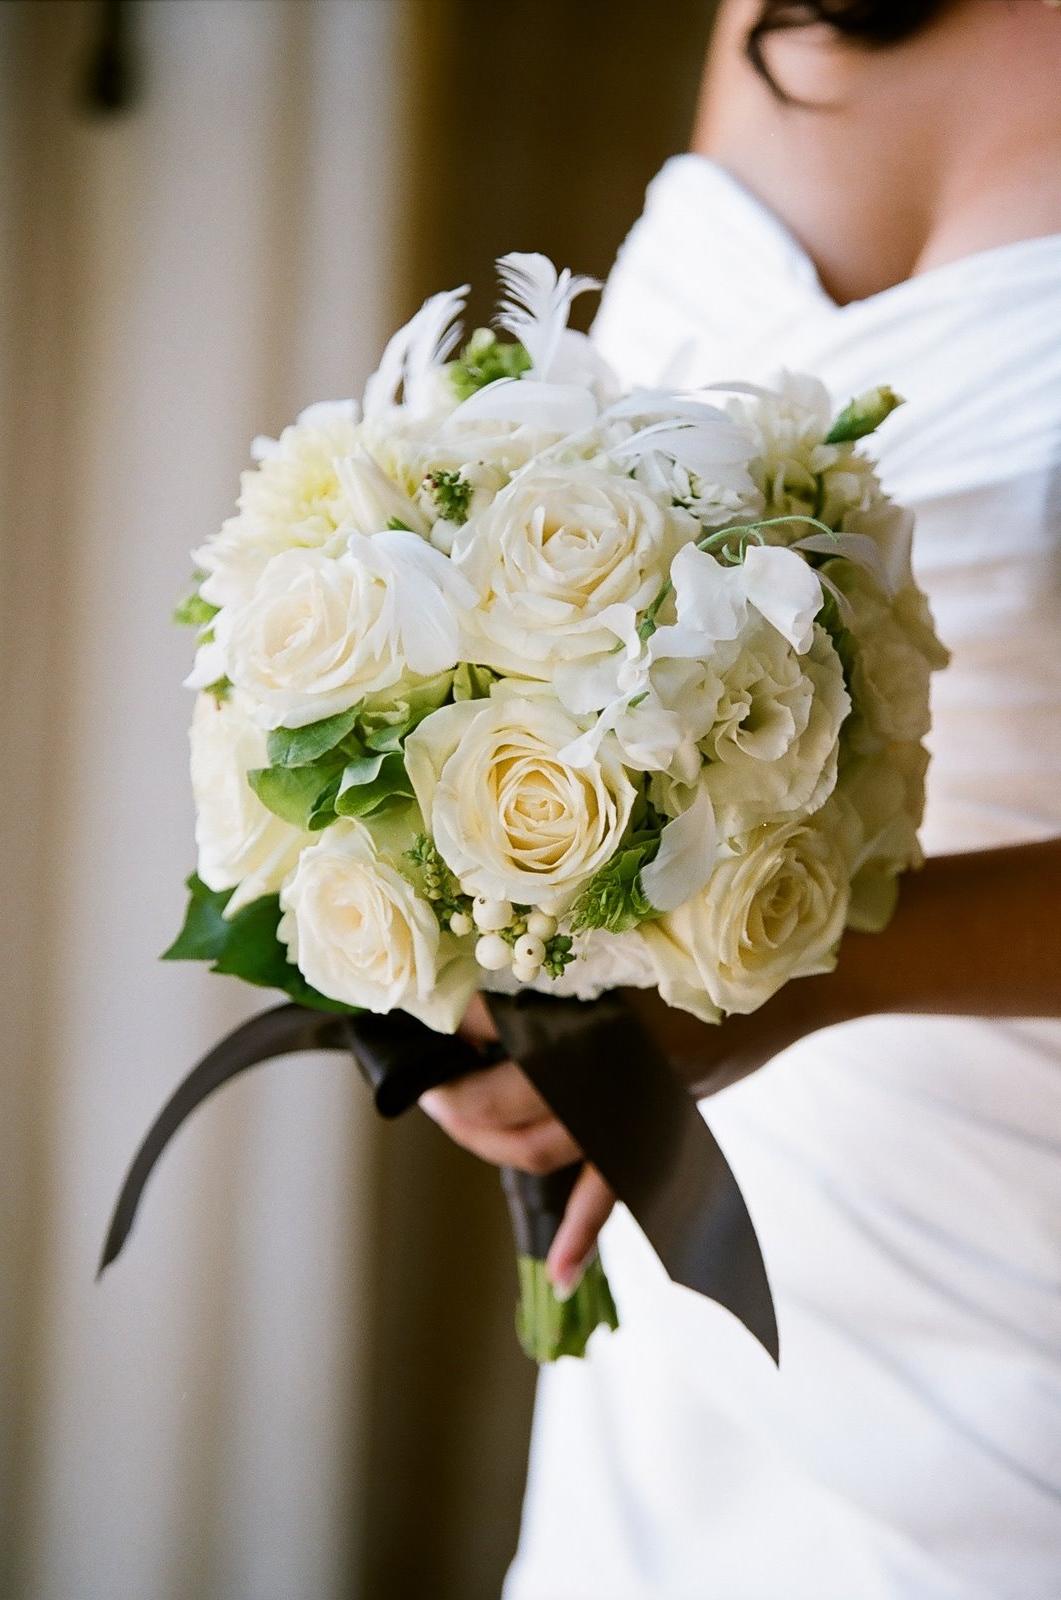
98;1002;485;1278
489;991;779;1363
97;1003;351;1276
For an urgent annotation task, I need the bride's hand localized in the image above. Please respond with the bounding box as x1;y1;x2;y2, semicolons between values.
418;995;616;1294
419;983;826;1296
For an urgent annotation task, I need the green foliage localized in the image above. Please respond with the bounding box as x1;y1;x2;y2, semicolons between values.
825;385;903;444
358;672;454;752
173;575;219;630
162;874;358;1013
334;751;414;818
446;328;532;401
423;469;473;526
203;677;231;704
452;661;497;702
247;761;344;829
266;708;361;769
569;840;660;934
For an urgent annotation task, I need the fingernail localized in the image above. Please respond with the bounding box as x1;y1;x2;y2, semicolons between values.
550;1252;592;1302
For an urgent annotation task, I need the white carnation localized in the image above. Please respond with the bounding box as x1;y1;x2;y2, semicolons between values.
823;558;948;747
189;691;307;915
195;401;362;610
728;373;884;530
278;818;476;1032
653;622;849;836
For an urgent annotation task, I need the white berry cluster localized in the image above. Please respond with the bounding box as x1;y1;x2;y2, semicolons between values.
468;897;561;984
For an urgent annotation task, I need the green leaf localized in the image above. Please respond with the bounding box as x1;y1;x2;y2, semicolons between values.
266;707;361;769
162;875;360;1014
173;587;219;629
161;873;234;961
358;671;454;750
452;661;497;702
307;770;342;831
334;751;414;817
569;841;660;934
247;762;341;828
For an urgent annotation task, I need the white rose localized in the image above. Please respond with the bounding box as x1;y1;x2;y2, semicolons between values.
195;401;362;610
189;691;308;915
642;800;856;1019
405;686;636;912
656;622;849;836
220;530;474;729
451;462;677;676
278;818;477;1032
823;559;948;747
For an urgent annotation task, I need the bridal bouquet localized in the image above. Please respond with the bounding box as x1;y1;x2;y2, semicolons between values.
151;254;947;1358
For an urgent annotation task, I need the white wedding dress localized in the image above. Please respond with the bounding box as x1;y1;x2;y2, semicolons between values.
505;156;1061;1600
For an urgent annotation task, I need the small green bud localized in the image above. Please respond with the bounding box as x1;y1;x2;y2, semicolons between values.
825;385;904;445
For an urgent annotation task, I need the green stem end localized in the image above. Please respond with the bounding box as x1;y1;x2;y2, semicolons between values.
514;1253;620;1363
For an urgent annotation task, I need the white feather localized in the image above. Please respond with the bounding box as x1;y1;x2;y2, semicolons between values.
363;285;468;416
495;252;599;380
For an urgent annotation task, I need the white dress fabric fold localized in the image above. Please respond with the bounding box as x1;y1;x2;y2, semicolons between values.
505;155;1061;1600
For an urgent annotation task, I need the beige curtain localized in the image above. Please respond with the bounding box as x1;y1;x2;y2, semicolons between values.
1;3;709;1597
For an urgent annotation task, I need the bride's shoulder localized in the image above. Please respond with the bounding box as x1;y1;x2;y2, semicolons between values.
694;0;1061;306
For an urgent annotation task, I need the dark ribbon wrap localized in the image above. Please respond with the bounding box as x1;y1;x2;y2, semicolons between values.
100;991;778;1362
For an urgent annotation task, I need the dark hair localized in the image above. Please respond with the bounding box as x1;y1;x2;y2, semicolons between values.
748;1;949;99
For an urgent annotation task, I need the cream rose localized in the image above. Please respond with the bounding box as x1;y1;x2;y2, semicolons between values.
189;691;308;914
642;800;856;1019
220;531;473;729
405;687;636;912
277;818;477;1032
451;462;677;676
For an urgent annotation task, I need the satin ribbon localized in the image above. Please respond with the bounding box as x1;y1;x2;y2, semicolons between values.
99;993;778;1361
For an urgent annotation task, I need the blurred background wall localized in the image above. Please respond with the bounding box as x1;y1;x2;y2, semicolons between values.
0;2;711;1596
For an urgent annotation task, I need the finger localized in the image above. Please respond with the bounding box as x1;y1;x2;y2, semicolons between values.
420;1059;549;1131
458;992;501;1050
429;1113;582;1175
547;1166;616;1296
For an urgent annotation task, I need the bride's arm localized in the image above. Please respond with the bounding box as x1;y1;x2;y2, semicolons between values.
628;836;1061;1100
424;837;1061;1290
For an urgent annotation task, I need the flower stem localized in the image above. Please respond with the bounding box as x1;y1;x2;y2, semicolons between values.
514;1253;619;1362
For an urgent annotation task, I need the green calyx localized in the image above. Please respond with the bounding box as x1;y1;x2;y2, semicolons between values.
825;385;904;444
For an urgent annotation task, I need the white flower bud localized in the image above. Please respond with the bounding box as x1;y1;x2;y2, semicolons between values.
472;896;513;932
513;934;546;968
448;910;473;938
525;911;557;941
475;932;512;971
512;959;542;985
